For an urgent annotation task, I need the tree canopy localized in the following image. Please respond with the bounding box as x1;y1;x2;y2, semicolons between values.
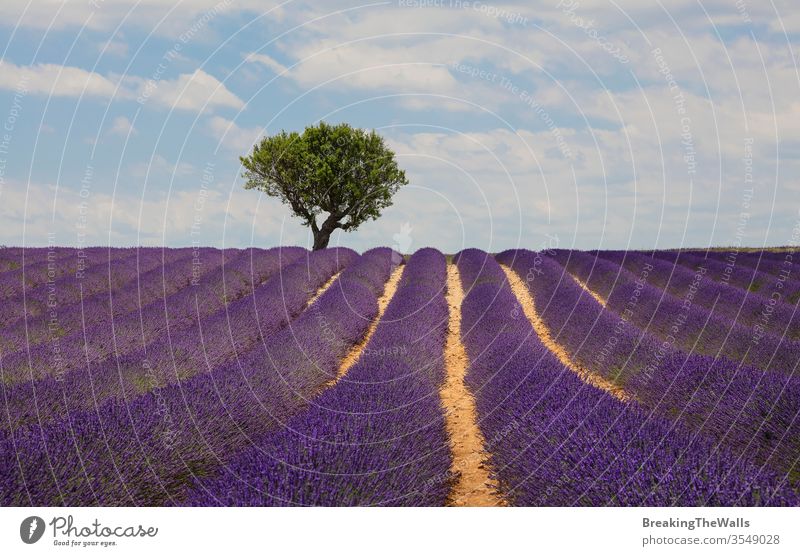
241;122;408;249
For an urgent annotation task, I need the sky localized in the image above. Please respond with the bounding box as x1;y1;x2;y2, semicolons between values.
0;0;798;253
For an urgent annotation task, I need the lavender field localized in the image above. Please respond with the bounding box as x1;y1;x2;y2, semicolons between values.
1;246;798;506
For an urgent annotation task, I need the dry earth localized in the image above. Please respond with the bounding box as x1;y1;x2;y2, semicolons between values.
501;264;630;403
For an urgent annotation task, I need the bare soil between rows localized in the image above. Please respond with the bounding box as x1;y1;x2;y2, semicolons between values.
441;264;505;507
501;264;630;403
332;265;405;384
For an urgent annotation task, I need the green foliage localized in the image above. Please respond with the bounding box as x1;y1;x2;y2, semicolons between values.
241;122;408;248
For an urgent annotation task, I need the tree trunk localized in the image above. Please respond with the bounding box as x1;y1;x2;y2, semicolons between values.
312;229;332;250
311;214;340;250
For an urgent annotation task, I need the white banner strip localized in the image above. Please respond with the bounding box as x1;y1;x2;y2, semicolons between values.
2;507;798;555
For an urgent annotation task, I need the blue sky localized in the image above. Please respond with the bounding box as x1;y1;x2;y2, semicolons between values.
0;0;798;252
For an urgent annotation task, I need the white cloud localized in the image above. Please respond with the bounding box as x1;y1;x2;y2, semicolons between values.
206;116;264;153
108;116;136;137
246;35;516;103
0;0;272;33
131;155;195;179
125;69;244;112
393;95;478;113
0;59;118;98
0;60;244;114
0;179;309;248
1;0;798;251
245;52;287;74
100;40;129;58
383;119;800;250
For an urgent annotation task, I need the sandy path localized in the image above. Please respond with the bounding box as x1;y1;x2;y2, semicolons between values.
305;271;342;308
329;265;405;384
441;264;505;507
500;265;630;403
571;274;607;307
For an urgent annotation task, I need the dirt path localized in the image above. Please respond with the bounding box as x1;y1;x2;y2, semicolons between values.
571;274;607;307
500;264;630;403
441;264;505;507
305;271;342;308
330;265;405;384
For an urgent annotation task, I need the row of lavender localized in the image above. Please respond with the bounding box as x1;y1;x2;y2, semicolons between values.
648;249;799;276
1;245;796;506
556;250;800;374
500;249;799;488
0;247;141;299
462;249;797;505
0;248;352;430
0;248;397;505
0;248;175;327
651;250;800;304
188;248;451;506
1;247;229;344
597;250;800;342
0;246;314;383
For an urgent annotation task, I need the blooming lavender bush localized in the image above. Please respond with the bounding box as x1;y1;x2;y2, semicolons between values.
458;248;797;506
595;249;800;341
698;249;799;279
652;250;800;304
0;248;396;505
186;248;451;506
500;249;800;488
0;245;797;507
554;249;800;373
0;247;348;431
0;247;317;383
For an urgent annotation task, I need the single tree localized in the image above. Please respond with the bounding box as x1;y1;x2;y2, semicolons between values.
241;122;408;250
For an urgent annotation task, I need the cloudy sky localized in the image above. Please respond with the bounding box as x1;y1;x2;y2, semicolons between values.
0;0;798;252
